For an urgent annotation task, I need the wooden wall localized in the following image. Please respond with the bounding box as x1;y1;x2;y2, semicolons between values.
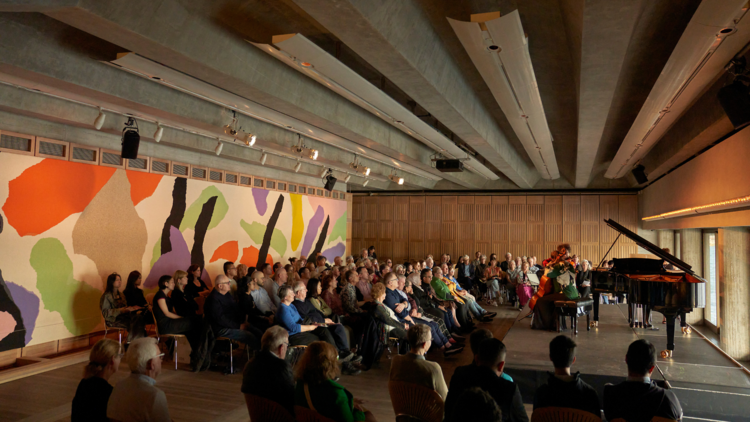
352;194;639;264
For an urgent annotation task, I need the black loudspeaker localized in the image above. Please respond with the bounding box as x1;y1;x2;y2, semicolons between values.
631;164;648;184
435;159;464;172
324;175;337;191
121;129;140;159
718;81;750;129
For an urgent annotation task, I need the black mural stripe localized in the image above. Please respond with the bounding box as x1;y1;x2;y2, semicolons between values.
160;177;187;255
0;212;4;234
0;269;26;350
191;196;217;272
256;195;284;268
310;216;330;259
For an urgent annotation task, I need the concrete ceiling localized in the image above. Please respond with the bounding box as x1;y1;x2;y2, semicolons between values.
0;0;744;192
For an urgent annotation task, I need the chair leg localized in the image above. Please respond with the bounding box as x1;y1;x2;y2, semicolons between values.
229;341;234;374
174;339;178;370
586;312;591;331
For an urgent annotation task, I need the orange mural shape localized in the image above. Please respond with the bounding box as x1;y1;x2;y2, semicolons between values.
210;240;239;263
126;171;163;206
2;159;115;236
239;246;274;268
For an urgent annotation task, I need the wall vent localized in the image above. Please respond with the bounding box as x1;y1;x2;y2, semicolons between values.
209;170;223;182
240;175;252;186
172;163;189;176
266;180;276;190
254;178;264;188
289;184;297;193
191;166;207;180
151;159;170;174
277;182;287;191
101;150;124;167
225;172;238;184
127;157;148;171
37;139;66;158
0;132;34;154
71;145;98;163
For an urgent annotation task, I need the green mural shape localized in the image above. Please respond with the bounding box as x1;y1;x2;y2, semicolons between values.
328;211;347;245
150;237;161;268
30;238;101;335
290;194;304;251
179;186;228;232
241;219;287;256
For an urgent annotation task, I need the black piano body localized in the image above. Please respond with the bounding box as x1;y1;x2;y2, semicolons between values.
591;219;706;357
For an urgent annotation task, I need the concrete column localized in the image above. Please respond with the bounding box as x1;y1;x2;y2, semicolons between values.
657;230;675;255
718;227;750;361
680;229;704;324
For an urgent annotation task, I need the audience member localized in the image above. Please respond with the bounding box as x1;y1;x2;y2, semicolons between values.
307;277;334;318
448;387;503;422
356;266;373;302
250;271;276;314
604;339;683;421
185;264;209;299
294;342;376;422
389;324;449;400
204;274;261;350
371;282;409;354
171;270;199;317
266;266;287;308
107;338;170;422
402;278;454;344
501;253;513;272
514;262;535;309
341;270;367;315
321;274;345;316
99;273;147;342
439;264;494;321
299;267;311;286
368;245;377;260
533;335;600;417
459;329;514;383
223;261;238;293
482;258;503;306
445;338;528;422
575;259;592;298
242;326;295;416
123;271;148;309
71;339;122;422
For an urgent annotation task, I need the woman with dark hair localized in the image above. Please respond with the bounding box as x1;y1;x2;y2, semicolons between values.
321;275;344;316
153;275;212;371
123;271;149;309
185;264;208;299
99;273;147;342
532;244;579;331
306;277;334;318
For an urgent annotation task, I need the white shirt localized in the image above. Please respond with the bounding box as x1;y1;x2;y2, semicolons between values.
107;373;171;422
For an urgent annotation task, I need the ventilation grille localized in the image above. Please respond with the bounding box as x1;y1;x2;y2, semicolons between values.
254;178;264;187
317;189;323;196
299;186;307;194
240;175;252;186
267;180;276;189
289;185;297;193
38;140;65;157
0;134;32;153
325;190;331;197
278;182;286;191
72;146;97;162
333;192;339;199
128;158;147;170
226;173;238;184
191;167;206;179
173;164;188;176
210;170;222;181
340;193;346;200
102;151;122;166
152;160;169;173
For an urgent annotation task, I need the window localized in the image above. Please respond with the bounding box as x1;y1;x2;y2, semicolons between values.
703;231;719;328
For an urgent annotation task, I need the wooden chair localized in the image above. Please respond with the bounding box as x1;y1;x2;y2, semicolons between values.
286;344;307;367
388;380;444;422
103;320;127;344
531;407;601;422
244;394;295;422
386;336;401;359
295;405;337;422
149;308;186;370
215;336;250;374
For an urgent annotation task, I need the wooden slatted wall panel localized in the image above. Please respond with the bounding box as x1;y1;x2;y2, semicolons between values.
363;197;378;257
346;194;353;256
618;195;639;258
352;196;364;254
581;195;600;266
492;196;509;256
544;196;563;257
425;197;441;258
563;196;581;256
409;197;425;259
441;196;458;258
393;198;410;263
599;195;619;259
457;196;475;257
526;196;544;260
475;196;492;255
378;196;394;261
509;196;527;257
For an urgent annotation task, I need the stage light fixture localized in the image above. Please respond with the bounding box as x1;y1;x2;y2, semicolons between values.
344;174;351;183
153;123;164;143
245;133;257;146
215;140;223;156
363;179;369;187
310;149;318;160
294;161;302;173
94;107;106;130
121;117;140;159
320;167;329;178
363;167;371;176
260;152;268;165
389;174;404;185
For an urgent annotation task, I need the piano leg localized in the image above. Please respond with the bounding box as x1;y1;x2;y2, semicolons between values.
592;291;600;327
661;312;677;358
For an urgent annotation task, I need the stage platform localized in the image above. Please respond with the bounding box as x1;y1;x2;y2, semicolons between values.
501;303;750;421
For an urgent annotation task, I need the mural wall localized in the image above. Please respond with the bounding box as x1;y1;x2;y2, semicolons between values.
0;154;348;352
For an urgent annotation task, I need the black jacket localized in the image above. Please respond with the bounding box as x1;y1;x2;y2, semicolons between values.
292;299;326;324
184;275;208;299
446;364;529;422
241;350;295;416
533;372;600;417
456;262;475;280
604;380;682;422
171;288;198;317
204;289;243;333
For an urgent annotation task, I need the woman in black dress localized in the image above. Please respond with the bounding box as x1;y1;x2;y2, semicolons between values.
71;339;122;422
185;264;209;299
171;270;199;317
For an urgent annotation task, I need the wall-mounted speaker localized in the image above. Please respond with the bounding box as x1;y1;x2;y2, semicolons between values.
324;175;337;191
121;128;140;159
718;81;750;129
631;164;648;185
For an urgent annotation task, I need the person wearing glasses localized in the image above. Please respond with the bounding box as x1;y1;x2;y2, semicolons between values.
204;274;262;351
107;338;171;422
72;339;123;422
242;326;295;417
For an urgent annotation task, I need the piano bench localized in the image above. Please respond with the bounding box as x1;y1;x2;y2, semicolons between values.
554;298;594;335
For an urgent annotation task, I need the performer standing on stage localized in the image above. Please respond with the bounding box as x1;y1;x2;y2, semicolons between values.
531;244;579;331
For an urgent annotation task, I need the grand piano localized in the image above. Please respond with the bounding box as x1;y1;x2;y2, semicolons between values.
592;219;706;358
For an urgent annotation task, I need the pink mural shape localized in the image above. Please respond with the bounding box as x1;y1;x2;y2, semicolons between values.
252;188;269;216
300;206;324;257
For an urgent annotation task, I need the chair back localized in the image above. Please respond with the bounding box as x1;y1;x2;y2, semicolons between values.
149;308;161;338
295;405;337;422
531;407;601;422
145;292;156;307
388;380;444;422
244;394;295;422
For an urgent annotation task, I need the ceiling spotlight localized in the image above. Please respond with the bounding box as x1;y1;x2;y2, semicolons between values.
153;123;164;143
294;161;302;173
246;133;256;146
260;152;267;165
364;167;371;176
215;140;223;156
389;174;404;185
363;179;369;187
224;111;238;136
344;174;351;183
309;149;318;160
94;107;106;130
320;167;329;178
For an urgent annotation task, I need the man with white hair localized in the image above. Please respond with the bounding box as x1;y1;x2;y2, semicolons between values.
204;274;261;350
501;252;513;272
107;338;170;422
242;326;295;416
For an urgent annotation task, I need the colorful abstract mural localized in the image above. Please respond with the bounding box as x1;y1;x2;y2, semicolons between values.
0;154;348;352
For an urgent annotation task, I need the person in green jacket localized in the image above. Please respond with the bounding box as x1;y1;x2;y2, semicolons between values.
294;341;376;422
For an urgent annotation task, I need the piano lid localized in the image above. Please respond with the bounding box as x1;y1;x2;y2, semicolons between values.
603;219;695;275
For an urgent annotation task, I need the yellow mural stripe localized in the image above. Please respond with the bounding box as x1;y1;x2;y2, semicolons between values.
290;193;304;251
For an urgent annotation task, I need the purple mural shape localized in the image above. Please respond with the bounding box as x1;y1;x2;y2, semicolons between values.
145;226;191;288
322;242;346;262
252;188;269;216
300;206;324;257
6;282;39;345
